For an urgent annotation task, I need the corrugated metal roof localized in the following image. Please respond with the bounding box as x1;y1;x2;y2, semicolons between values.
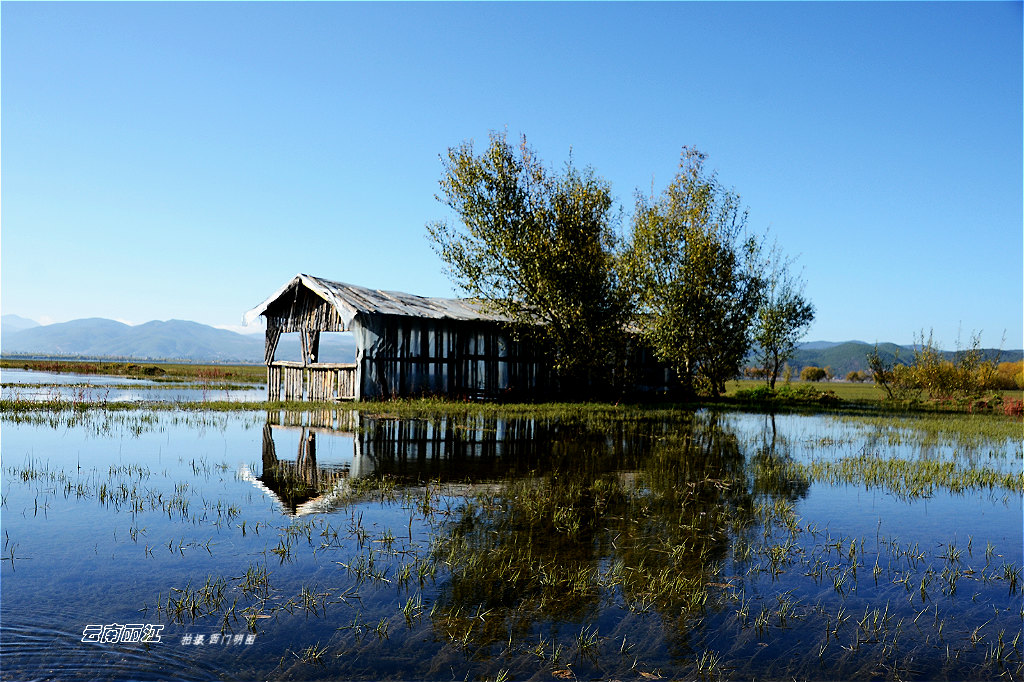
244;274;513;329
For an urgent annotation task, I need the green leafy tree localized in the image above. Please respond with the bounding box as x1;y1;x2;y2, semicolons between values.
752;251;814;390
800;366;826;382
426;132;629;394
622;147;764;397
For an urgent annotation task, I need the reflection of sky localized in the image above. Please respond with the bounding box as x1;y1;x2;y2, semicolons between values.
797;482;1022;558
1;413;278;680
1;368;161;385
270;426;355;469
722;411;1020;472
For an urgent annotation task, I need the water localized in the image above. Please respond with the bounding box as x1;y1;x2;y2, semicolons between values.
1;368;265;403
1;405;1021;681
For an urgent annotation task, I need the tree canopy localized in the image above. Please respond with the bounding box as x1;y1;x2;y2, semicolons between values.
429;136;814;399
620;147;765;397
426;132;629;394
752;250;815;389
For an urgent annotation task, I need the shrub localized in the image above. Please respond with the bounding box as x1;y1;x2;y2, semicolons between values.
994;361;1024;390
777;384;841;405
1003;396;1023;417
735;384;841;406
871;332;1003;403
910;330;998;400
734;386;775;401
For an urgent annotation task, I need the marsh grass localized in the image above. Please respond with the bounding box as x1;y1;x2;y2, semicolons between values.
726;378;1024;410
790;454;1023;499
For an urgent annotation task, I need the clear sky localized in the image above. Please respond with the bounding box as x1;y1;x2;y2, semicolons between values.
2;1;1021;348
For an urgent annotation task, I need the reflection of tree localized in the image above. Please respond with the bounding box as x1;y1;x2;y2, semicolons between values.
749;413;811;502
427;413;759;663
428;422;637;650
613;412;756;661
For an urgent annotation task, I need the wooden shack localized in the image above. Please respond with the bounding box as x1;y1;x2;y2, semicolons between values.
244;274;546;401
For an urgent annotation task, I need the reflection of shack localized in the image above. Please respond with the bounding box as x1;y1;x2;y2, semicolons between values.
244;274;546;402
239;423;370;516
357;415;545;481
242;410;650;515
245;414;546;511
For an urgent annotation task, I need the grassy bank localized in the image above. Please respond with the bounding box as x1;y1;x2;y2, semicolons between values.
3;359;1022;419
725;379;883;401
724;378;1023;413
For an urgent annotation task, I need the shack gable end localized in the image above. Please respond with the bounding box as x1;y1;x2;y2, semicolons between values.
263;282;346;334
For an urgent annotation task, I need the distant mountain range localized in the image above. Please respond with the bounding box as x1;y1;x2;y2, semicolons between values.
750;340;1020;377
1;315;355;364
1;315;1019;371
795;340;867;351
3;314;41;335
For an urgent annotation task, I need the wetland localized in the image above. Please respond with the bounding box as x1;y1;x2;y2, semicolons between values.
0;378;1021;681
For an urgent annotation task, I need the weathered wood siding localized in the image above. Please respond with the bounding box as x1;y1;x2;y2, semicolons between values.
353;314;545;400
267;362;357;401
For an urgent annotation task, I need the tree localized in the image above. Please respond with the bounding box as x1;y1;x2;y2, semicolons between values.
621;147;765;397
867;344;920;400
426;132;629;394
752;250;814;390
909;329;998;400
800;366;826;382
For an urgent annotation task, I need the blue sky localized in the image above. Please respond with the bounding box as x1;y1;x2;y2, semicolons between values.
3;2;1021;348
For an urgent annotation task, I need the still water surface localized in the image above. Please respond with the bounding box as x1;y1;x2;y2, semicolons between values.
1;405;1020;681
1;368;265;403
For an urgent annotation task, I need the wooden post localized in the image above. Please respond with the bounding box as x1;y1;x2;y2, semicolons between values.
308;330;320;365
265;327;282;365
301;329;320;365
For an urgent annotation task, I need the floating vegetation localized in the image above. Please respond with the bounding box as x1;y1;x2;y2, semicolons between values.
786;453;1023;499
839;411;1023;452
